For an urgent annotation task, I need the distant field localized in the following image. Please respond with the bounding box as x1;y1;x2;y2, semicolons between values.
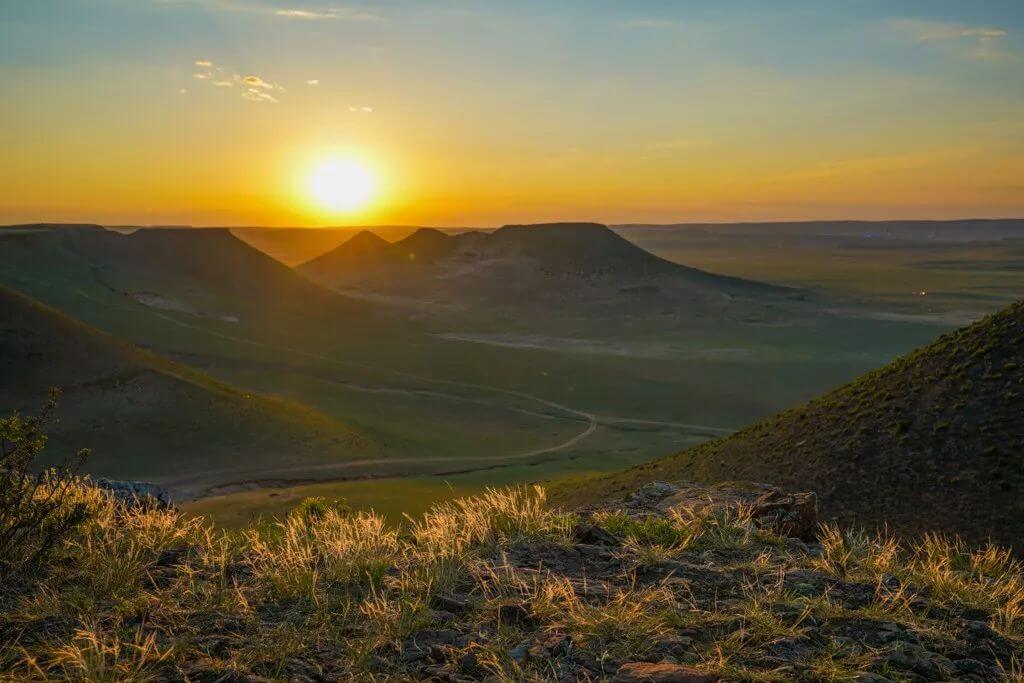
236;222;1024;322
618;225;1024;319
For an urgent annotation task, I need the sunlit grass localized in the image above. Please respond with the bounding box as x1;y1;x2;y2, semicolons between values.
3;479;1023;680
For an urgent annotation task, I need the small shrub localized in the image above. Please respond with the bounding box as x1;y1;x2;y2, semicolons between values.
288;496;351;522
0;390;91;582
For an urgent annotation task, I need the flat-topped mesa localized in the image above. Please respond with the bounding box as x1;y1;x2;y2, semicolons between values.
1;223;106;231
488;222;670;275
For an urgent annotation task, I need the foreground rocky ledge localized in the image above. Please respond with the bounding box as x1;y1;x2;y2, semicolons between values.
2;481;1021;681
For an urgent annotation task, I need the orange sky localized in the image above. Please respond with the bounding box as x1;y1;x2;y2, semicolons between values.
2;2;1023;226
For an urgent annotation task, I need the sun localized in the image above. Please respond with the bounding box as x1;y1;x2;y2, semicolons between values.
307;158;375;213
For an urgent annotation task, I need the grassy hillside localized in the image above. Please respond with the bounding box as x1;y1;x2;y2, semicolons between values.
554;300;1024;549
0;286;377;497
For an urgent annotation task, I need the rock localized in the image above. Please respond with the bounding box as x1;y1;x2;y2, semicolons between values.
621;481;818;540
458;652;479;675
613;662;719;683
750;490;818;540
960;607;989;621
572;522;619;546
528;632;572;658
432;610;457;625
953;658;985;674
410;629;459;647
431;595;470;613
94;478;174;509
497;602;534;627
627;481;679;508
648;634;694;659
966;620;997;638
509;642;529;662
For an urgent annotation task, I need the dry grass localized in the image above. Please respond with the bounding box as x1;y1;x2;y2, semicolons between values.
1;481;1022;680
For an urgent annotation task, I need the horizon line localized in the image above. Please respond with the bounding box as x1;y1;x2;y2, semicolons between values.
5;216;1024;231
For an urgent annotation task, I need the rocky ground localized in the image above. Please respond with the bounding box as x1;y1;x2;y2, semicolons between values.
3;481;1023;681
383;482;1018;682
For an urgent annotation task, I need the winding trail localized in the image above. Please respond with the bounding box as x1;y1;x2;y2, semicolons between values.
73;288;730;493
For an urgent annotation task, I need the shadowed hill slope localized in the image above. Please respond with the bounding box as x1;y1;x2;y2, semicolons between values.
299;222;789;297
554;299;1024;549
0;286;377;497
0;226;388;333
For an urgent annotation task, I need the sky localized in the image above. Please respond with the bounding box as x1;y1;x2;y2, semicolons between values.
1;0;1023;227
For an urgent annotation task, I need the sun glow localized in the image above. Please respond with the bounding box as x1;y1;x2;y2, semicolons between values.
307;157;376;213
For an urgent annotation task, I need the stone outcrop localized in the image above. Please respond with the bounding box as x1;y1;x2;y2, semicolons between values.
600;480;819;540
93;478;174;509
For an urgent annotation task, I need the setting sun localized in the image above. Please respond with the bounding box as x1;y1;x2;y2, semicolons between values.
307;158;375;213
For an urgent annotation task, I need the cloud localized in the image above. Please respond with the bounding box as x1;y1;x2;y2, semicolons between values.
156;2;381;22
242;88;279;103
194;59;213;67
239;74;285;91
305;79;319;86
179;88;188;95
348;105;373;112
273;7;380;21
185;59;285;103
886;18;1011;59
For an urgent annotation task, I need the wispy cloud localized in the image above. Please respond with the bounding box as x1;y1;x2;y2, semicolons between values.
886;18;1011;59
242;89;279;103
183;59;284;103
305;79;320;86
348;105;373;112
156;1;381;22
274;7;378;21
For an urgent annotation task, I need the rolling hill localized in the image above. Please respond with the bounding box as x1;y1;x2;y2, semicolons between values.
0;226;386;329
554;299;1024;549
301;222;784;291
298;223;798;333
0;285;378;498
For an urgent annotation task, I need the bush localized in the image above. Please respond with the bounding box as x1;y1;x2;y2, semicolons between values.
0;389;91;581
288;495;351;522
